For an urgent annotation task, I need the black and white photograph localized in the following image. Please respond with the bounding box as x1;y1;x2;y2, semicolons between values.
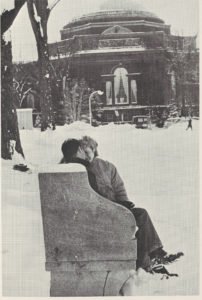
1;0;200;297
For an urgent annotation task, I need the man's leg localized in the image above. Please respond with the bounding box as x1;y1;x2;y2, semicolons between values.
130;207;163;270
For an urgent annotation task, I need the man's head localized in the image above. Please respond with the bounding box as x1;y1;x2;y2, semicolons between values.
61;139;85;162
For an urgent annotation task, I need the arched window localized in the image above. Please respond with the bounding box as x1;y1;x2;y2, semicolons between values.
106;81;112;105
114;67;129;104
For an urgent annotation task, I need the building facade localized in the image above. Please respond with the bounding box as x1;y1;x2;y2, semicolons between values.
49;0;199;123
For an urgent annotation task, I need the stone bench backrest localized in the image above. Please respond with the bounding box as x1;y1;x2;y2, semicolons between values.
38;164;137;272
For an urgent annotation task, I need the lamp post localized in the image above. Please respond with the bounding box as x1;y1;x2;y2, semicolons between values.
89;90;103;126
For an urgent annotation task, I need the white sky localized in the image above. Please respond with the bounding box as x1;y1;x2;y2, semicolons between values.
1;0;199;62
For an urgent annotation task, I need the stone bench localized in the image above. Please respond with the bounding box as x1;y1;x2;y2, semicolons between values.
38;164;137;296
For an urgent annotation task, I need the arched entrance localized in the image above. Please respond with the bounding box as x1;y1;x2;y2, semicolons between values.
114;67;129;104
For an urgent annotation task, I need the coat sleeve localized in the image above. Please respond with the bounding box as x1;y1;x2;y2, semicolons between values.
110;162;135;209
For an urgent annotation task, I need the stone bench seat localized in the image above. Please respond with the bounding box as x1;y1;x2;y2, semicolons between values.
38;164;137;296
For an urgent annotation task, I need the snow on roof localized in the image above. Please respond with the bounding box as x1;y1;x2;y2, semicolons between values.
76;46;146;55
50;46;147;59
100;0;144;11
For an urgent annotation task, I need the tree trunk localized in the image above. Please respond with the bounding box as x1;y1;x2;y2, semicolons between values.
71;84;77;121
1;0;26;160
38;44;55;130
1;37;24;159
77;91;84;120
27;0;55;131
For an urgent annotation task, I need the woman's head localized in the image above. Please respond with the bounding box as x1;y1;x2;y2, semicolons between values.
80;136;98;162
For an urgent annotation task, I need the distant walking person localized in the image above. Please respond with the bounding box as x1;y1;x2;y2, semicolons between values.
186;118;193;130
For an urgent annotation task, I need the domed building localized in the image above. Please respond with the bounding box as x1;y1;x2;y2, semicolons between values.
49;0;198;123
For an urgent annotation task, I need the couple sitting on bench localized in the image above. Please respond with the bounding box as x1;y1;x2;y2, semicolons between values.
60;136;183;275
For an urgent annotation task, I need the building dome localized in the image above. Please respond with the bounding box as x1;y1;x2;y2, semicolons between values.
64;0;164;30
99;0;144;11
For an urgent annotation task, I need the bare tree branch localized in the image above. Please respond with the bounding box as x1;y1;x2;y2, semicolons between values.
13;78;20;91
49;0;61;12
1;0;26;34
33;0;48;18
33;0;49;40
27;0;42;48
20;88;32;107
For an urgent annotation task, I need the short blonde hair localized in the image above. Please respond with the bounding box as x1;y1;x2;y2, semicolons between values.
80;136;99;157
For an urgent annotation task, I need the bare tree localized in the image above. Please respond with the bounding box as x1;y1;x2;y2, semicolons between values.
13;78;33;107
1;0;26;33
63;77;90;122
27;0;61;131
1;0;26;159
166;35;198;116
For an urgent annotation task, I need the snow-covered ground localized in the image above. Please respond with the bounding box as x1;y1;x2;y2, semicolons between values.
1;119;200;296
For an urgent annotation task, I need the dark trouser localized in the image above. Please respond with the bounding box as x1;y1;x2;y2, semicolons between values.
130;207;163;270
186;125;192;130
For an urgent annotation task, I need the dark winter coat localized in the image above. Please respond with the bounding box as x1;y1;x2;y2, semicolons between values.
86;157;135;210
60;156;135;209
60;157;99;191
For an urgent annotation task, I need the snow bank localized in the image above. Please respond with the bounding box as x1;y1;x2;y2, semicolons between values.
1;120;200;296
